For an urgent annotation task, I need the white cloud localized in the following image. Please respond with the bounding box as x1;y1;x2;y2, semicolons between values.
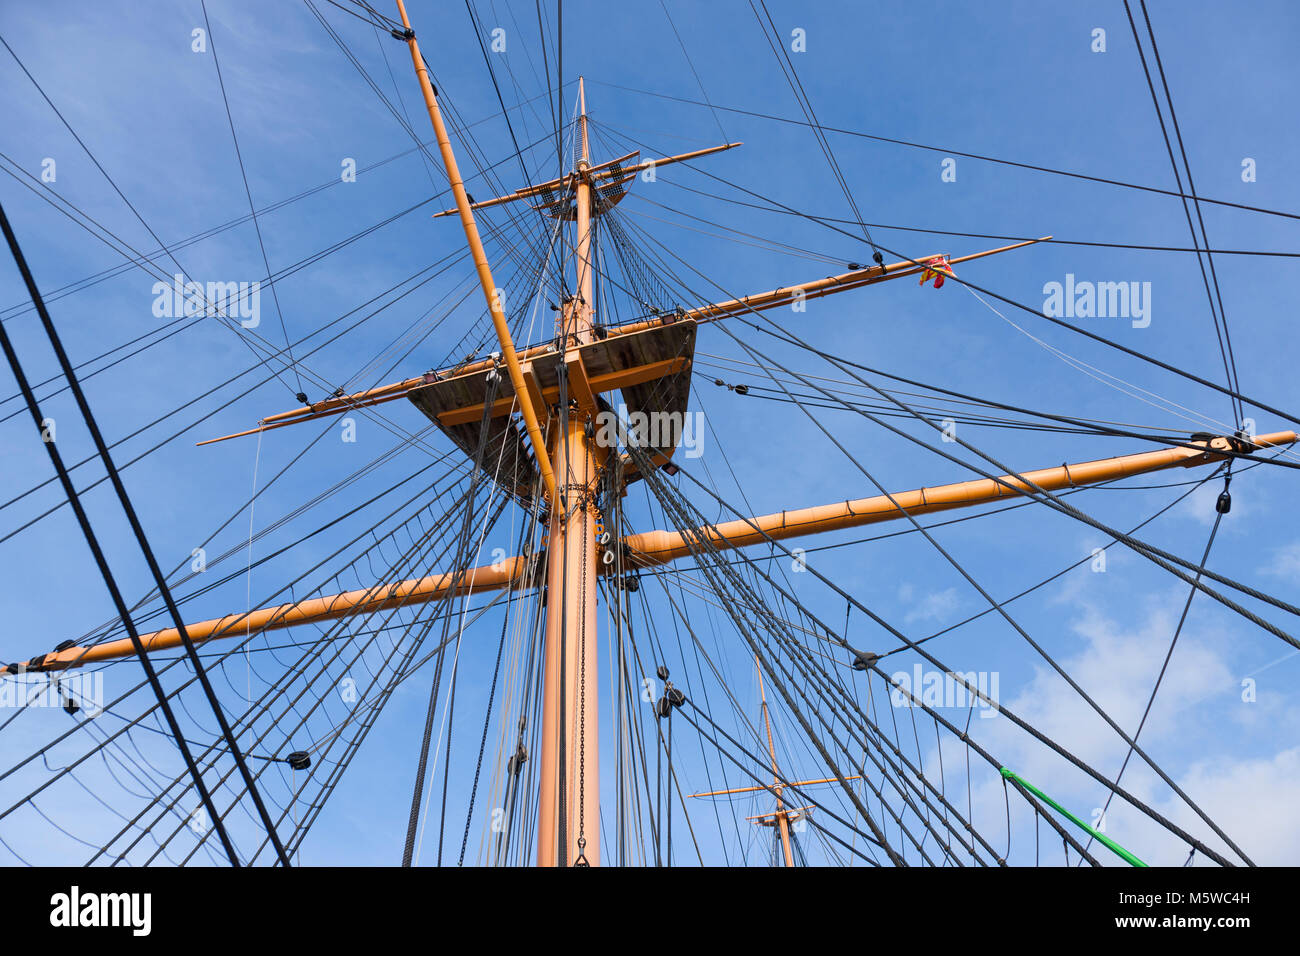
902;586;962;625
938;588;1300;864
1261;541;1300;579
1095;748;1300;866
991;596;1233;776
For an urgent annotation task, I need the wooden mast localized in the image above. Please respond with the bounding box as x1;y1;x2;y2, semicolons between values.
688;663;863;866
538;78;604;866
390;1;599;865
757;657;795;867
393;0;557;504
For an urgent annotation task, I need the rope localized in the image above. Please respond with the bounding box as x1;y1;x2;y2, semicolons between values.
1081;473;1230;862
0;200;252;866
401;370;502;865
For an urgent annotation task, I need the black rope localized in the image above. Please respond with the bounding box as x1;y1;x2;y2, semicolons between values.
3;199;292;865
200;0;305;397
607;132;1300;432
401;369;502;865
588;76;1300;224
1081;470;1231;861
1122;0;1241;428
719;321;1257;864
0;200;245;867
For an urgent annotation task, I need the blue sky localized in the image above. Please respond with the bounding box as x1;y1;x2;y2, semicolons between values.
1;0;1298;866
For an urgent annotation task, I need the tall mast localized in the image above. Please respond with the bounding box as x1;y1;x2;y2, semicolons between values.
574;77;594;334
537;77;603;866
688;662;862;865
758;658;795;867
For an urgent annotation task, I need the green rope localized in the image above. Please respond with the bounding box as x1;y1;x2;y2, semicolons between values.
1000;767;1148;867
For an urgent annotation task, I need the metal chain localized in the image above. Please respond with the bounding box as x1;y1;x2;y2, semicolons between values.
574;414;590;867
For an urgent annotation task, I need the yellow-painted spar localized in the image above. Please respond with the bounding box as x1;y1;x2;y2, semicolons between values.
196;237;1049;447
7;558;533;675
624;431;1289;566
690;775;863;799
11;431;1290;676
429;143;744;220
746;805;816;823
616;237;1050;334
392;0;556;504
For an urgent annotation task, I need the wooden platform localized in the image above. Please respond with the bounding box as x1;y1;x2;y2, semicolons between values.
408;318;698;499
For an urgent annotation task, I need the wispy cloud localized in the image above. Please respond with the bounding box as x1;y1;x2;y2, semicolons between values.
900;584;962;624
1261;541;1300;579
